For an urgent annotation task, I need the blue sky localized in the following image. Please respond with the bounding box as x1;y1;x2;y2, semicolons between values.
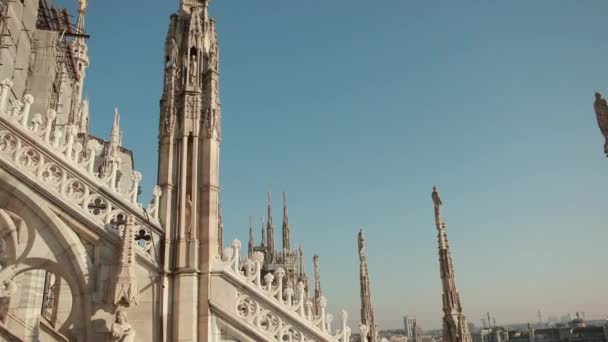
56;0;608;330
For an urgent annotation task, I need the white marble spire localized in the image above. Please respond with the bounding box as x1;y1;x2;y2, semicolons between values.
432;187;472;342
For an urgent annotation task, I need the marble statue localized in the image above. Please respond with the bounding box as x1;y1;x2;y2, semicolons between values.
593;92;608;156
110;308;136;342
189;55;198;85
432;186;442;208
78;98;89;133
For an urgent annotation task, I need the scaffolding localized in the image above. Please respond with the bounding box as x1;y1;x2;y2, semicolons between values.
0;1;8;51
36;0;90;82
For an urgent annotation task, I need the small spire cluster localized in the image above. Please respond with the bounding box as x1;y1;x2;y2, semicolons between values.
247;192;314;301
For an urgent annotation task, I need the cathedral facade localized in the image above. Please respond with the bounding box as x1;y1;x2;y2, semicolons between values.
0;0;355;341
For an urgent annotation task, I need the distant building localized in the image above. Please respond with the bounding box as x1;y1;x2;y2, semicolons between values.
404;316;417;338
472;328;508;342
508;329;532;342
508;316;607;342
412;320;423;342
389;337;407;342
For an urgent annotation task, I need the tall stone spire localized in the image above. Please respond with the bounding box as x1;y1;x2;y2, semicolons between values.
358;229;378;342
432;186;472;342
298;245;305;279
261;216;266;248
71;0;90;132
248;216;254;257
266;192;275;261
297;245;309;295
157;0;222;338
313;254;322;315
282;192;291;253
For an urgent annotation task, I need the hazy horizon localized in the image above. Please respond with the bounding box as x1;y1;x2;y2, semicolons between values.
53;0;608;331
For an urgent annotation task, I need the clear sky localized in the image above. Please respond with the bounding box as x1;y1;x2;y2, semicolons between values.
55;0;608;330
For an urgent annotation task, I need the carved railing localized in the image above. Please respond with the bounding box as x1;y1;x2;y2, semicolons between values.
0;79;162;261
212;240;352;342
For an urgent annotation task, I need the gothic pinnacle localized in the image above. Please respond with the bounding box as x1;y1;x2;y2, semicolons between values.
298;245;305;279
248;216;254;257
431;187;472;342
267;192;275;261
111;107;122;147
313;254;322;315
282;191;291;253
261;216;266;248
108;216;138;307
358;228;378;342
77;0;87;33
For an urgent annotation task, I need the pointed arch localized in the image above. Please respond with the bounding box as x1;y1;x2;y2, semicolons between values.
0;173;94;341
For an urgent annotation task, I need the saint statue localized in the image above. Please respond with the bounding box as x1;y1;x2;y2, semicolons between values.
78;0;87;12
189;55;198;85
357;229;365;260
593;92;608;156
110;308;136;342
209;43;218;71
185;194;192;235
431;186;442;209
78;99;89;134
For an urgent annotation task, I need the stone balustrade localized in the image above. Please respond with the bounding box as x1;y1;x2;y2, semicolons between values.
213;239;352;342
0;79;163;261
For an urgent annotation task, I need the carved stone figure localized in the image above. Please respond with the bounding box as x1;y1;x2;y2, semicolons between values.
209;43;218;71
78;99;89;134
0;276;17;324
593;92;608;156
185;194;192;235
79;0;87;12
110;308;136;342
168;38;178;68
189;55;198;85
432;186;442;208
162;111;174;136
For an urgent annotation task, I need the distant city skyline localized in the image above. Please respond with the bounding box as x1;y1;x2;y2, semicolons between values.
54;0;608;331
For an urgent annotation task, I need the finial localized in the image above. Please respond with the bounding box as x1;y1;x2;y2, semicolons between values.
76;0;88;35
110;107;122;147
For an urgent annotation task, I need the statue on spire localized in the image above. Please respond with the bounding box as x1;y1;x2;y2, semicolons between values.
78;0;87;13
432;186;442;208
593;92;608;156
